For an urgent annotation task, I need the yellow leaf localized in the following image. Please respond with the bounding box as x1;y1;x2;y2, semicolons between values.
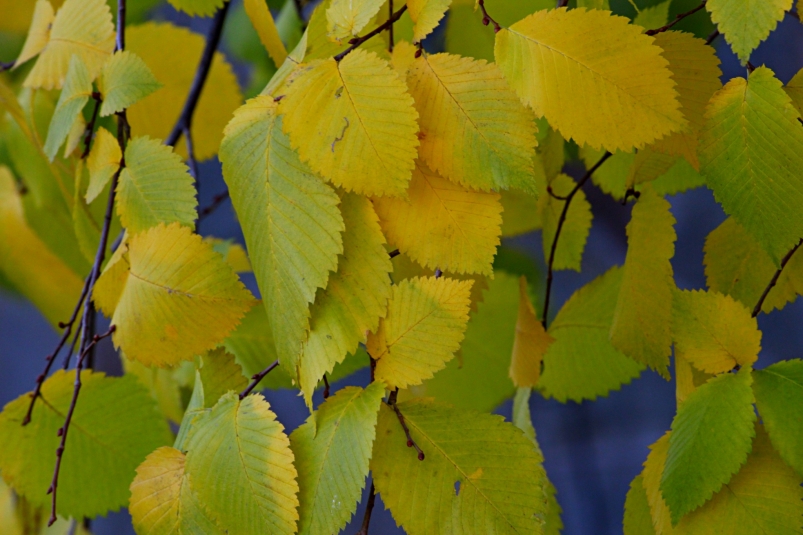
278;49;419;196
98;50;162;117
390;39;418;79
108;223;255;367
298;192;392;408
326;0;385;42
626;148;679;190
128;23;243;161
649;31;722;170
374;161;502;276
199;347;248;407
407;52;538;192
13;0;54;68
167;0;225;17
24;0;115;90
370;276;472;389
510;276;553;388
642;432;674;535
610;185;676;378
674;353;712;406
785;67;803;116
671;290;761;374
301;0;390;62
0;167;83;327
93;234;129;316
407;0;452;43
86;127;121;203
540;174;593;272
495;7;685;151
244;0;288;66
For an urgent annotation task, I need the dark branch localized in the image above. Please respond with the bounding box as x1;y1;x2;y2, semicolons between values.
357;482;377;535
116;0;126;51
388;0;395;51
322;374;330;399
388;249;400;259
80;94;103;159
388;389;424;461
547;186;569;201
645;1;706;36
333;5;408;62
46;326;115;526
541;152;612;328
198;190;230;221
705;29;720;45
240;360;280;399
62;315;84;370
557;0;569;7
477;0;501;33
0;60;13;72
184;127;199;182
165;1;231;147
752;239;803;317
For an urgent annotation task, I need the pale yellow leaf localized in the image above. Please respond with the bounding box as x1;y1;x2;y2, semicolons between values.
14;0;55;68
407;0;452;43
327;0;385;42
86;127;121;203
244;0;288;66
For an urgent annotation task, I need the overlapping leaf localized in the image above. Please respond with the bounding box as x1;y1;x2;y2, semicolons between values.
642;432;673;535
374;161;502;275
540;173;593;272
624;476;656;535
326;0;385;42
407;0;452;43
244;0;288;66
13;0;54;69
86;127;122;203
510;276;552;388
495;7;685;151
167;0;225;17
278;49;419;196
706;0;791;64
753;360;803;477
99;50;162;117
43;55;92;161
406;52;538;192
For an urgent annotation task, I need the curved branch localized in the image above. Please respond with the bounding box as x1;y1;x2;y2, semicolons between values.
333;4;408;62
645;1;707;36
752;239;803;318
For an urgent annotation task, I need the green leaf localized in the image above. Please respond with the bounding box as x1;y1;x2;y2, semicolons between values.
540;267;645;402
661;368;756;523
167;0;225;17
184;392;300;534
99;50;162;117
371;399;548;535
633;0;670;29
623;476;656;535
116;136;198;234
298;192;391;407
220;96;344;374
610;185;676;378
699;66;803;263
705;0;791;64
753;360;803;478
199;347;248;408
540;173;593;272
290;383;385;535
43;55;92;161
0;370;170;519
675;425;803;535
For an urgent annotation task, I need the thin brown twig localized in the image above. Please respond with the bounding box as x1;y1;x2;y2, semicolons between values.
477;0;501;33
334;5;408;62
645;1;707;36
239;360;280;399
357;482;377;535
388;389;424;461
752;239;803;317
705;29;720;45
80;94;103;159
198;191;230;221
556;0;569;7
541;152;612;328
388;0;395;52
547;186;569;201
62;317;84;370
322;374;330;399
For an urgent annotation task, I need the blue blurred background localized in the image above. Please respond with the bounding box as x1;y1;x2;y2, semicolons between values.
2;0;803;533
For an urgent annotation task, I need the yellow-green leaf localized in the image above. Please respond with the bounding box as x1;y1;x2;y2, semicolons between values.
116;136;198;234
99;50;162;117
43;55;92;161
624;475;657;535
374;161;502;275
407;0;452;43
86;127;122;203
199;348;248;408
671;289;761;374
706;0;791;64
495;7;685;151
610;185;676;378
407;52;538;192
167;0;225;17
106;223;255;367
642;432;673;535
370;276;472;389
753;360;803;478
326;0;385;42
540;173;593;272
184;392;299;534
699;66;803;263
278;49;419;196
219;96;343;374
244;0;288;66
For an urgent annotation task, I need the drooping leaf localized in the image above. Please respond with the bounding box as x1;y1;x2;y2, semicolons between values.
244;0;288;66
671;290;761;374
406;52;538;192
167;0;225;17
290;383;385;535
326;0;385;42
86;127;122;203
278;49;419;196
407;0;452;43
129;446;225;535
106;223;255;366
674;353;713;406
675;425;803;535
704;217;803;314
500;189;540;237
661;368;756;523
24;0;115;90
495;7;685;151
219;96;343;374
540;267;645;402
128;23;243;160
369;276;472;389
373;161;503;276
540;173;593;272
184;392;299;535
298;193;391;407
625;149;679;191
43;55;92;161
624;476;657;535
0;370;170;518
699;66;803;263
753;360;803;477
510;276;553;388
610;185;676;378
633;0;670;29
705;0;791;64
198;348;248;408
99;50;162;117
371;399;548;535
116;136;198;234
13;0;54;68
